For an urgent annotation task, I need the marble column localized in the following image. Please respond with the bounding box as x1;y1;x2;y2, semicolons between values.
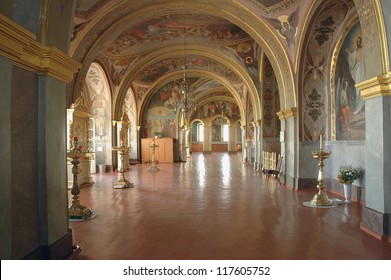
228;124;236;153
241;125;247;162
358;76;391;239
277;108;298;190
203;125;212;154
254;120;263;171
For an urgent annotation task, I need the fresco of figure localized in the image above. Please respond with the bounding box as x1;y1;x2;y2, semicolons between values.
345;36;365;114
264;7;299;50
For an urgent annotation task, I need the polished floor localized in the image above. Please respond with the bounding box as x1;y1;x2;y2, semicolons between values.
69;153;391;260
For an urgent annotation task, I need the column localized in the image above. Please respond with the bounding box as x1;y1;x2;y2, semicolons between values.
254;120;263;171
0;13;80;259
241;125;247;162
203;125;212;154
277;108;298;190
0;57;12;259
357;76;391;238
228;124;236;153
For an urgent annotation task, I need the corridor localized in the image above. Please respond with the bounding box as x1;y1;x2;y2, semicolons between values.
69;153;391;260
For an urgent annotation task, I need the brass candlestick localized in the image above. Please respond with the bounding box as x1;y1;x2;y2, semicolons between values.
67;138;95;220
311;148;333;206
147;139;159;172
112;141;134;189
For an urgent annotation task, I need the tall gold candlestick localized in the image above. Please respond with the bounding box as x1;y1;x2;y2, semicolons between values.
67;138;95;220
112;141;134;189
147;139;159;172
311;148;333;206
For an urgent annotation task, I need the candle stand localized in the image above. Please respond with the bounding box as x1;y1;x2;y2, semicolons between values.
67;138;95;220
112;142;134;189
311;148;333;206
147;139;159;172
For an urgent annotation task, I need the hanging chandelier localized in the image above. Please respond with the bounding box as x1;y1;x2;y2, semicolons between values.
173;66;197;119
172;29;196;120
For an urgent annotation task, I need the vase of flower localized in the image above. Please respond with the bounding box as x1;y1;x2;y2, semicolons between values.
337;165;362;204
342;183;352;203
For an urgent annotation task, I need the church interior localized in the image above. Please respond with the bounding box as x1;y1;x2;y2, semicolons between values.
1;0;391;260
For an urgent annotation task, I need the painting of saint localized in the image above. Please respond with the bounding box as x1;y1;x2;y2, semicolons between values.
94;101;107;138
345;36;365;114
334;22;365;140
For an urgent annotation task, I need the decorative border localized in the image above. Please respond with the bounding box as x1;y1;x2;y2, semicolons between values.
0;14;80;83
248;0;300;15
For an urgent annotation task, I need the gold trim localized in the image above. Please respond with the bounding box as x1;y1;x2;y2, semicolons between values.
0;14;81;83
277;107;297;120
372;0;390;73
356;73;391;100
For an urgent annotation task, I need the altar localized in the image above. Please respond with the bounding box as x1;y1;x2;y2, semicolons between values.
67;95;95;188
141;138;174;163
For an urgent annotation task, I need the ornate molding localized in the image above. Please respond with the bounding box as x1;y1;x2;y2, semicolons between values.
0;14;80;83
277;107;298;120
70;95;91;114
356;73;391;100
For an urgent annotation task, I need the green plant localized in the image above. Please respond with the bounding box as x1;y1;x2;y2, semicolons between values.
337;165;362;184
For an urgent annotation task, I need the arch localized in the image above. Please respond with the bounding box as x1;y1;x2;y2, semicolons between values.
71;0;295;119
115;44;261;125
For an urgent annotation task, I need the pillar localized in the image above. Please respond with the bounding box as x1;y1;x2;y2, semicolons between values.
0;14;80;259
241;125;247;162
228;124;236;153
277;108;298;190
203;125;212;154
357;76;391;239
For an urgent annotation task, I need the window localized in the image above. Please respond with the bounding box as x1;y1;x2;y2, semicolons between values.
223;124;229;142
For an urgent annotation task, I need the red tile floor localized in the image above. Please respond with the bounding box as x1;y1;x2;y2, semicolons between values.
69;153;391;260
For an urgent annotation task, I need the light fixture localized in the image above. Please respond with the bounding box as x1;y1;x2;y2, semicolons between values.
172;29;196;120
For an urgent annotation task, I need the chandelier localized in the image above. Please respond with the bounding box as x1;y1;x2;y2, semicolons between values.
172;30;196;120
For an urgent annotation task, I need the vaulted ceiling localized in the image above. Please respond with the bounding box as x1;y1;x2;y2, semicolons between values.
69;0;304;120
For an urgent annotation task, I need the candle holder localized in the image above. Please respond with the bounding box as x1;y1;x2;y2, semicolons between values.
112;141;134;189
311;148;333;206
67;137;95;220
147;139;159;172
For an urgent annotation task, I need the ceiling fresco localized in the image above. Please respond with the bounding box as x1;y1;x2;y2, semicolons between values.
104;14;250;58
70;0;305;122
135;56;242;85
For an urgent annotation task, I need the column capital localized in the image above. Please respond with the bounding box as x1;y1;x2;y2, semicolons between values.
277;107;297;120
356;73;391;100
253;120;262;127
0;14;81;83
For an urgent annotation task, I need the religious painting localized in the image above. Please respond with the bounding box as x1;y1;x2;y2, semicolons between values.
194;100;240;122
142;83;179;138
85;62;112;166
104;14;250;59
212;124;222;142
143;107;176;138
334;22;365;140
263;7;299;50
